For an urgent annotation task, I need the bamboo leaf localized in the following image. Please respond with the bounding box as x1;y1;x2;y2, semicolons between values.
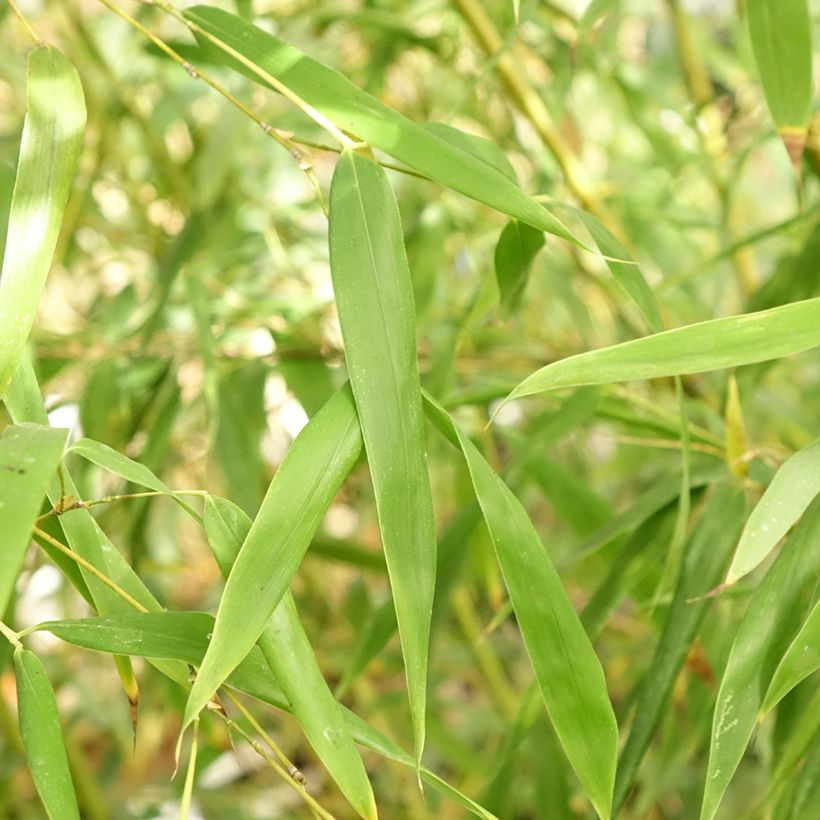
68;437;200;520
422;122;518;182
183;385;362;731
494;220;544;316
69;438;174;495
0;423;67;613
505;297;820;402
701;498;820;820
14;648;80;820
725;439;820;585
567;208;662;333
183;6;584;246
329;150;437;763
5;356;204;691
39;612;496;819
424;394;617;820
746;0;813;170
763;599;820;714
613;486;746;814
0;46;85;398
204;495;378;820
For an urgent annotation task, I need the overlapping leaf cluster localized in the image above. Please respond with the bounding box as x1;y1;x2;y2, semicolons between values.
1;1;818;818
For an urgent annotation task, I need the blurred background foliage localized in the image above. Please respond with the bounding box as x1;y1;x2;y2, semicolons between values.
0;0;819;817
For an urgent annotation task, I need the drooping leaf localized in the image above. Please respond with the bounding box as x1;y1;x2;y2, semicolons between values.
39;612;496;819
5;356;192;690
613;486;746;813
68;437;199;520
183;385;362;730
183;6;584;245
329;150;437;763
204;495;377;820
0;46;85;398
422;122;518;182
701;497;820;820
561;205;662;332
14;648;80;820
505;297;820;402
37;612;288;709
0;424;67;613
424;393;617;820
494;220;545;315
725;438;820;585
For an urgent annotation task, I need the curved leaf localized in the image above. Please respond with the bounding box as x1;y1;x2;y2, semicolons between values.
763;599;820;714
424;393;617;820
701;498;820;820
505;297;820;402
183;6;583;245
725;439;820;585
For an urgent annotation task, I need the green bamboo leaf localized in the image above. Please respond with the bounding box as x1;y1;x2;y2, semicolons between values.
5;356;195;691
0;423;67;613
746;0;812;169
613;486;746;814
566;207;662;333
329;150;437;763
14;648;80;820
505;297;820;402
36;612;288;709
68;437;200;520
183;385;362;731
183;6;583;246
422;123;518;182
494;220;545;316
725;439;820;585
0;46;85;398
424;394;617;820
763;599;820;714
768;684;820;808
204;495;377;820
39;612;497;819
700;498;820;820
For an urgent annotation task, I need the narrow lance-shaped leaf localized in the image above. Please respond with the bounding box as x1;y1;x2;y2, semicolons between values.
700;497;820;820
183;6;586;246
424;393;617;820
494;220;544;316
204;495;378;820
68;437;200;521
746;0;813;172
329;149;437;764
38;612;497;820
183;385;362;729
0;424;67;613
559;204;662;333
725;438;820;585
0;46;85;398
5;355;203;692
613;486;746;814
763;597;820;714
14;648;80;820
505;297;820;402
